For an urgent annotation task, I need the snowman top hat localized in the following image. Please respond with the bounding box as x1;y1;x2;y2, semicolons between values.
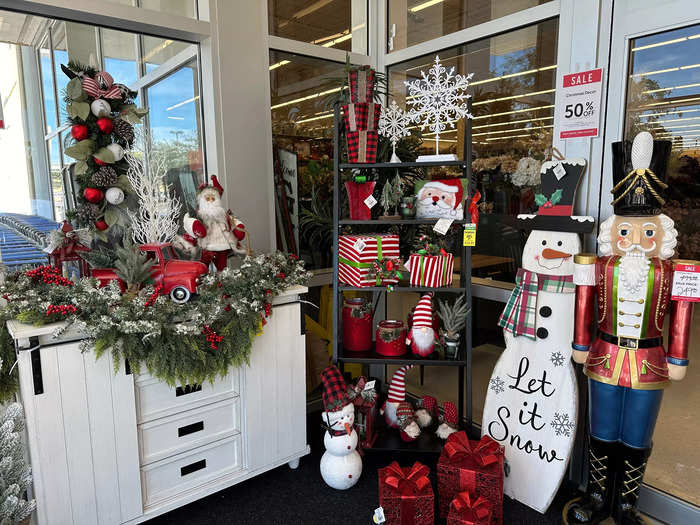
320;365;350;412
411;294;434;329
387;364;413;403
611;131;671;216
516;156;594;233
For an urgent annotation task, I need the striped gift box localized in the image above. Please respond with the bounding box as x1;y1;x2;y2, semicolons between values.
338;234;401;287
407;253;455;287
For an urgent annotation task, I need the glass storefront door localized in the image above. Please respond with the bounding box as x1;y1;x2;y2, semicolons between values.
603;1;700;519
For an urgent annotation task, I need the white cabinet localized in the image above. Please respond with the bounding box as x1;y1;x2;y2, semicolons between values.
8;286;308;525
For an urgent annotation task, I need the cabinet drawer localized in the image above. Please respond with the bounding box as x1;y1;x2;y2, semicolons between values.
135;370;239;423
139;398;240;465
141;435;242;508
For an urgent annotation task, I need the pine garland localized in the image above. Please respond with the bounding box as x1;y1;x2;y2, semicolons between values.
0;253;310;394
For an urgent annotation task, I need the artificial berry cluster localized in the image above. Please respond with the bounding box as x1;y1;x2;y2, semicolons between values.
144;284;163;308
46;304;78;316
201;325;224;350
276;272;285;279
264;302;272;317
26;266;74;287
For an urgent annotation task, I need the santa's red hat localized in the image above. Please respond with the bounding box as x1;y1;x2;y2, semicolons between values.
420;395;437;416
386;364;413;403
320;365;350;412
411;293;434;329
198;174;224;196
419;179;463;210
442;401;458;425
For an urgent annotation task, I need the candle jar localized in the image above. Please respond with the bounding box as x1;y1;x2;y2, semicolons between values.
375;320;407;356
342;298;372;351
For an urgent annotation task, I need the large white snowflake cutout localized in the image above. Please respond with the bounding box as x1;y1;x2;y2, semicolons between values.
489;376;505;395
378;100;411;163
550;413;576;437
404;55;473;155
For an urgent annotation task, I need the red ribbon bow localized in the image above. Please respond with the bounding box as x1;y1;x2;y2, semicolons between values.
82;72;122;100
451;491;492;522
468;190;481;227
444;432;502;467
384;461;431;494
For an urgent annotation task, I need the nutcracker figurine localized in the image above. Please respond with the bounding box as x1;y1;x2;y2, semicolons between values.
565;132;694;525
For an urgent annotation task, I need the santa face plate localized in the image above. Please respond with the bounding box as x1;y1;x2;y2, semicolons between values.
415;178;466;220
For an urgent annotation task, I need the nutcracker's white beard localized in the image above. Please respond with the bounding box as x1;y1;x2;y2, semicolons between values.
619;254;650;294
412;327;435;352
198;194;227;224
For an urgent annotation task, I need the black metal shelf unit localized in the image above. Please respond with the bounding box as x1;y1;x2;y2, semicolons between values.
331;104;475;452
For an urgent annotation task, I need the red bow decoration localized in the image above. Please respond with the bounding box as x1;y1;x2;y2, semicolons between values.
82;71;122;100
450;491;492;522
444;432;502;467
383;461;431;494
468;190;481;227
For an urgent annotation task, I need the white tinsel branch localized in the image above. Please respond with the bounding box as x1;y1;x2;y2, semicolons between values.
126;129;182;244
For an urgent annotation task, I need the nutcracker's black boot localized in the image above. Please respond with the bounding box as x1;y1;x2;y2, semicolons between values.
613;444;652;525
564;438;617;525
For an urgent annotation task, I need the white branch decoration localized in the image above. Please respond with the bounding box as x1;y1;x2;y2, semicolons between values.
404;56;474;155
126;131;182;245
378;100;411;163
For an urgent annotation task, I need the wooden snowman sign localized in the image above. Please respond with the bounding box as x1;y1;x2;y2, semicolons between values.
481;158;595;513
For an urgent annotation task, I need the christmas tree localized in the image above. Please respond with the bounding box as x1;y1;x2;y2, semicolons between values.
0;395;35;524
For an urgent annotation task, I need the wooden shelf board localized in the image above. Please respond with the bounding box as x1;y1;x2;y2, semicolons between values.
339;218;469;225
339;161;468;169
338;345;466;366
338;286;466;293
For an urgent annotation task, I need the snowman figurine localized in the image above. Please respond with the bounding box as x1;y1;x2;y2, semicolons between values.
481;157;595;513
319;366;362;490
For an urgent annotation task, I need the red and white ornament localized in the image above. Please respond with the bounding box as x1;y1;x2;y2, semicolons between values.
83;187;104;204
97;117;114;134
71;124;89;141
105;187;124;205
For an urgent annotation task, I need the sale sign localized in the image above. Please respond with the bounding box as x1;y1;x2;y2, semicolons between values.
671;261;700;302
554;68;603;139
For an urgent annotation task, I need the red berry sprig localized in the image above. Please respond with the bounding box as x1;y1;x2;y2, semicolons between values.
46;304;78;316
26;266;74;287
264;302;272;317
201;325;224;350
144;284;163;308
276;272;285;279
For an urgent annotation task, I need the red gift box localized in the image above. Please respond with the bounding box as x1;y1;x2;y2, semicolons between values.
379;462;435;525
447;492;493;525
437;433;504;524
406;252;454;287
346;129;379;163
343;102;382;131
349;67;376;103
338;234;400;287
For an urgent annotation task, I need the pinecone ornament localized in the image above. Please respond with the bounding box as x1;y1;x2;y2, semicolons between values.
91;166;118;187
113;118;135;144
74;203;100;225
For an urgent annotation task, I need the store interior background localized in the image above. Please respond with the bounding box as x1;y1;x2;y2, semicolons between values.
0;0;698;513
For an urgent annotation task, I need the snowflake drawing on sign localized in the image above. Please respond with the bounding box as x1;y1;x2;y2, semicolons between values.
404;55;473;156
489;376;505;395
551;413;576;437
378;99;411;163
550;351;565;367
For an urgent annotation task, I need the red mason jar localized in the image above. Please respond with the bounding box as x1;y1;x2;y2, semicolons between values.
342;298;372;351
375;320;407;356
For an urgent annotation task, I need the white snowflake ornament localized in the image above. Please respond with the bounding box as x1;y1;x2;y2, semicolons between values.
378;100;411;163
404;56;474;161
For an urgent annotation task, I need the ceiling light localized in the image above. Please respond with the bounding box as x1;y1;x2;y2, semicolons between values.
472;124;553;137
473;104;555;120
322;33;352;48
643;96;700;107
472;88;556;106
639;108;700;118
279;0;334;28
270;87;343;110
472;116;554;130
642;82;700;94
166;95;199;112
632;37;687;52
410;0;443;13
295;113;334;124
167;116;184;120
485;133;532;141
269;60;290;71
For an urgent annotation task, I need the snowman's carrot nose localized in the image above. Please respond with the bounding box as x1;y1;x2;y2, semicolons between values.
542;248;571;259
344;423;352;435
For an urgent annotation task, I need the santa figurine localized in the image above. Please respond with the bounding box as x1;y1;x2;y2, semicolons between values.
179;175;248;271
406;293;438;357
416;179;464;219
381;364;413;428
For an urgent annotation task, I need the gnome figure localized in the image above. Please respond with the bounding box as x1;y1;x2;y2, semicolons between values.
319;366;362;490
396;402;421;442
381;364;413;428
414;395;438;428
180;175;248;271
406;293;437;357
436;401;458;439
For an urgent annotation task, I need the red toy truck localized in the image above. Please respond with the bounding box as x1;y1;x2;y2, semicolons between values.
91;243;208;303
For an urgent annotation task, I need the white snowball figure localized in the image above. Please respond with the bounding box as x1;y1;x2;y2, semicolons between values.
481;158;595;513
319;366;362;490
380;364;413;428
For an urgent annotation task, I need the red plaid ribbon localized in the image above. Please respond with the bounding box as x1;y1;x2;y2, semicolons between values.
343;103;381;131
450;491;492;524
349;67;375;103
82;72;122;100
347;130;378;163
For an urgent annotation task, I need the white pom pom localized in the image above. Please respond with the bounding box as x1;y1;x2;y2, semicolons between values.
105;187;124;205
90;99;111;117
631;131;653;171
107;143;125;162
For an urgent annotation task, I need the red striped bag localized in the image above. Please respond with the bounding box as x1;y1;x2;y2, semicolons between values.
406;253;455;287
338;234;401;287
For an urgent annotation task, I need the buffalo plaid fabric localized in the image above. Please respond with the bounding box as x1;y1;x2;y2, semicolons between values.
348;67;375;103
346;130;378;163
498;269;574;339
343;103;381;132
321;365;349;412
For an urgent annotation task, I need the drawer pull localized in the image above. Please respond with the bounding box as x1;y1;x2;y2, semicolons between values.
175;383;202;397
178;421;204;437
180;459;206;477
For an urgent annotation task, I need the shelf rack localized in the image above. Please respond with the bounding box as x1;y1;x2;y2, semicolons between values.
331;104;475;452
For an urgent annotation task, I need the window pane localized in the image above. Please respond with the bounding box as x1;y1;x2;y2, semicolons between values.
145;60;204;212
268;0;367;54
269;50;348;267
141;36;190;74
102;28;139;87
47;136;65;221
388;0;547;52
388;18;558;284
39;43;57;133
141;0;197;19
52;23;70;125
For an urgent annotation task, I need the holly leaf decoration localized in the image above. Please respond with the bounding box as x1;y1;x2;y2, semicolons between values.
534;193;547;206
93;147;116;164
65;139;95;161
550;189;563;206
104;206;122;227
74;160;89;175
120;104;149;124
66;77;86;101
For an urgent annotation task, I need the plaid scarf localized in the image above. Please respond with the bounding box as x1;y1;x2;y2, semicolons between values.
498;268;574;339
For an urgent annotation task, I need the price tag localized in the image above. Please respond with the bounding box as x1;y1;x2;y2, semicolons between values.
553;161;567;180
433;218;453;235
353;239;367;253
671;262;700;302
463;223;477;247
364;195;377;209
373;507;386;524
364;380;376;392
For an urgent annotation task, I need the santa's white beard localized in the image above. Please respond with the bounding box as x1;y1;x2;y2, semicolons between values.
415;408;433;428
619;254;650;293
198;195;227;225
436;422;457;439
416;197;460;218
411;327;435;356
402;421;421;440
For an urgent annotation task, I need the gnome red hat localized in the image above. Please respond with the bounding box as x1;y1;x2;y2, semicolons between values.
198;174;224;196
320;365;350;412
411;293;434;329
421;179;463;210
386;364;413;403
415;395;437;428
436;401;459;439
